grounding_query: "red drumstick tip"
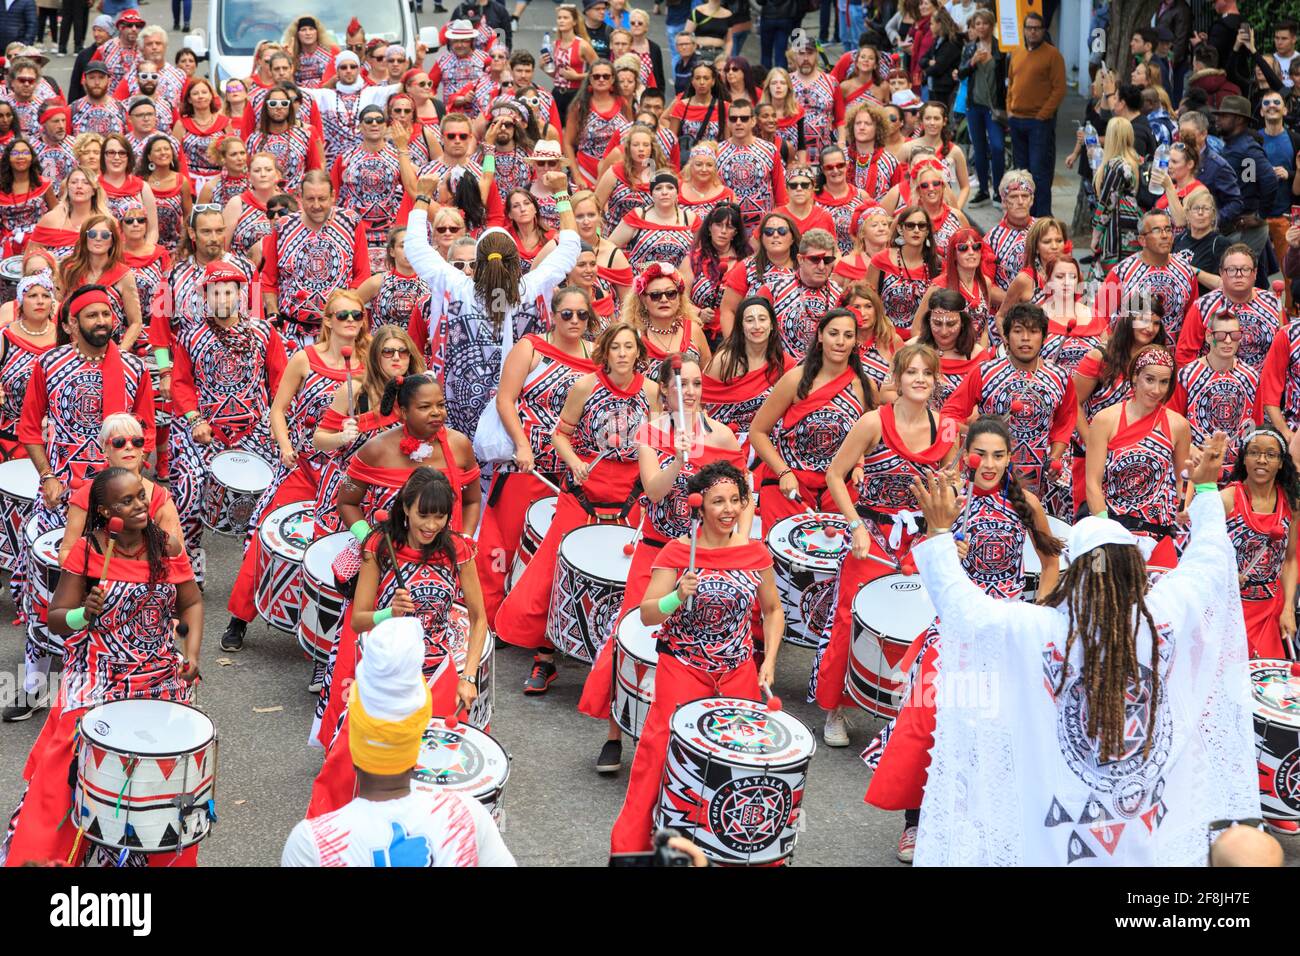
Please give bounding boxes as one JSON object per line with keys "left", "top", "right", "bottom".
{"left": 622, "top": 542, "right": 635, "bottom": 555}
{"left": 965, "top": 453, "right": 981, "bottom": 470}
{"left": 341, "top": 346, "right": 353, "bottom": 361}
{"left": 687, "top": 493, "right": 703, "bottom": 507}
{"left": 669, "top": 353, "right": 683, "bottom": 370}
{"left": 822, "top": 526, "right": 841, "bottom": 538}
{"left": 1273, "top": 279, "right": 1285, "bottom": 295}
{"left": 106, "top": 516, "right": 124, "bottom": 534}
{"left": 1065, "top": 318, "right": 1078, "bottom": 333}
{"left": 1009, "top": 399, "right": 1026, "bottom": 414}
{"left": 765, "top": 692, "right": 783, "bottom": 712}
{"left": 374, "top": 509, "right": 390, "bottom": 524}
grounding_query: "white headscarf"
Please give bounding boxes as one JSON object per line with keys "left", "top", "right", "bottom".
{"left": 355, "top": 617, "right": 427, "bottom": 721}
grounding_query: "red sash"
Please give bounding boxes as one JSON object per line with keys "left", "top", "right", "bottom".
{"left": 654, "top": 538, "right": 772, "bottom": 572}
{"left": 63, "top": 536, "right": 194, "bottom": 583}
{"left": 879, "top": 403, "right": 953, "bottom": 465}
{"left": 783, "top": 367, "right": 856, "bottom": 431}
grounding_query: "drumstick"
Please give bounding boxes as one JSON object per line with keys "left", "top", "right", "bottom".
{"left": 686, "top": 492, "right": 702, "bottom": 611}
{"left": 88, "top": 516, "right": 124, "bottom": 622}
{"left": 588, "top": 432, "right": 624, "bottom": 469}
{"left": 445, "top": 702, "right": 467, "bottom": 730}
{"left": 824, "top": 525, "right": 899, "bottom": 571}
{"left": 1240, "top": 526, "right": 1287, "bottom": 577}
{"left": 371, "top": 509, "right": 410, "bottom": 591}
{"left": 176, "top": 622, "right": 200, "bottom": 683}
{"left": 759, "top": 682, "right": 783, "bottom": 712}
{"left": 951, "top": 454, "right": 981, "bottom": 543}
{"left": 529, "top": 471, "right": 564, "bottom": 497}
{"left": 341, "top": 346, "right": 355, "bottom": 419}
{"left": 670, "top": 353, "right": 688, "bottom": 465}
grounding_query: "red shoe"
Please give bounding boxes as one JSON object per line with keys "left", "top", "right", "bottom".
{"left": 1266, "top": 819, "right": 1299, "bottom": 835}
{"left": 523, "top": 656, "right": 557, "bottom": 695}
{"left": 897, "top": 825, "right": 917, "bottom": 863}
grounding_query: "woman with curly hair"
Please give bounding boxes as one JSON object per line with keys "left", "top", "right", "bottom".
{"left": 688, "top": 201, "right": 746, "bottom": 342}
{"left": 844, "top": 101, "right": 900, "bottom": 201}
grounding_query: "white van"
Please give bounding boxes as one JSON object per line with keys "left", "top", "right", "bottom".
{"left": 185, "top": 0, "right": 438, "bottom": 88}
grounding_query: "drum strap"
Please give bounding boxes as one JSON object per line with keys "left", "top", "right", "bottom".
{"left": 567, "top": 479, "right": 643, "bottom": 521}
{"left": 855, "top": 503, "right": 929, "bottom": 535}
{"left": 1112, "top": 513, "right": 1177, "bottom": 540}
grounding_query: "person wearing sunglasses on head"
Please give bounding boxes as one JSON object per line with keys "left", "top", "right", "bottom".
{"left": 715, "top": 98, "right": 787, "bottom": 235}
{"left": 331, "top": 105, "right": 405, "bottom": 272}
{"left": 245, "top": 82, "right": 323, "bottom": 194}
{"left": 242, "top": 49, "right": 323, "bottom": 140}
{"left": 59, "top": 213, "right": 144, "bottom": 350}
{"left": 1178, "top": 243, "right": 1283, "bottom": 372}
{"left": 912, "top": 226, "right": 1000, "bottom": 348}
{"left": 1093, "top": 209, "right": 1199, "bottom": 343}
{"left": 563, "top": 58, "right": 634, "bottom": 190}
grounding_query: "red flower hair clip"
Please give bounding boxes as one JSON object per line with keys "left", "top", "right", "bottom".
{"left": 633, "top": 262, "right": 685, "bottom": 297}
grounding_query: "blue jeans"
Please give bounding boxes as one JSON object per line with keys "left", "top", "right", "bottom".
{"left": 1008, "top": 115, "right": 1055, "bottom": 217}
{"left": 967, "top": 104, "right": 1004, "bottom": 199}
{"left": 100, "top": 0, "right": 138, "bottom": 15}
{"left": 844, "top": 2, "right": 866, "bottom": 46}
{"left": 666, "top": 21, "right": 686, "bottom": 71}
{"left": 172, "top": 0, "right": 192, "bottom": 25}
{"left": 731, "top": 29, "right": 751, "bottom": 57}
{"left": 760, "top": 17, "right": 793, "bottom": 68}
{"left": 819, "top": 0, "right": 837, "bottom": 41}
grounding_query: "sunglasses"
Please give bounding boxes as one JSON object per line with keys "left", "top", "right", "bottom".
{"left": 138, "top": 72, "right": 160, "bottom": 81}
{"left": 647, "top": 288, "right": 680, "bottom": 301}
{"left": 390, "top": 107, "right": 413, "bottom": 115}
{"left": 762, "top": 226, "right": 790, "bottom": 237}
{"left": 445, "top": 131, "right": 470, "bottom": 141}
{"left": 822, "top": 162, "right": 847, "bottom": 172}
{"left": 435, "top": 225, "right": 462, "bottom": 235}
{"left": 591, "top": 73, "right": 614, "bottom": 80}
{"left": 802, "top": 253, "right": 834, "bottom": 265}
{"left": 381, "top": 345, "right": 411, "bottom": 358}
{"left": 266, "top": 99, "right": 291, "bottom": 108}
{"left": 787, "top": 180, "right": 812, "bottom": 190}
{"left": 121, "top": 216, "right": 147, "bottom": 225}
{"left": 414, "top": 80, "right": 433, "bottom": 88}
{"left": 1223, "top": 266, "right": 1255, "bottom": 276}
{"left": 557, "top": 308, "right": 592, "bottom": 322}
{"left": 451, "top": 259, "right": 475, "bottom": 270}
{"left": 266, "top": 207, "right": 289, "bottom": 219}
{"left": 731, "top": 114, "right": 754, "bottom": 123}
{"left": 534, "top": 159, "right": 559, "bottom": 168}
{"left": 110, "top": 436, "right": 147, "bottom": 449}
{"left": 955, "top": 241, "right": 983, "bottom": 253}
{"left": 1210, "top": 330, "right": 1243, "bottom": 342}
{"left": 917, "top": 181, "right": 944, "bottom": 190}
{"left": 104, "top": 148, "right": 128, "bottom": 157}
{"left": 86, "top": 229, "right": 113, "bottom": 240}
{"left": 333, "top": 310, "right": 364, "bottom": 321}
{"left": 901, "top": 220, "right": 929, "bottom": 231}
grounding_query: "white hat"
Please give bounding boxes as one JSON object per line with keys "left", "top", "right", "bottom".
{"left": 334, "top": 50, "right": 360, "bottom": 68}
{"left": 1068, "top": 515, "right": 1137, "bottom": 561}
{"left": 355, "top": 617, "right": 428, "bottom": 721}
{"left": 891, "top": 89, "right": 923, "bottom": 111}
{"left": 526, "top": 139, "right": 563, "bottom": 161}
{"left": 445, "top": 19, "right": 478, "bottom": 41}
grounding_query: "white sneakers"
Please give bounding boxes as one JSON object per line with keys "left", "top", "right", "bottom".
{"left": 823, "top": 708, "right": 850, "bottom": 747}
{"left": 897, "top": 826, "right": 917, "bottom": 863}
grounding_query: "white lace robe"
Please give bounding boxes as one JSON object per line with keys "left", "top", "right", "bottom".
{"left": 910, "top": 490, "right": 1259, "bottom": 866}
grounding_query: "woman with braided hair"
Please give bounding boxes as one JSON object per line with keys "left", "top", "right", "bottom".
{"left": 2, "top": 467, "right": 203, "bottom": 867}
{"left": 904, "top": 430, "right": 1258, "bottom": 865}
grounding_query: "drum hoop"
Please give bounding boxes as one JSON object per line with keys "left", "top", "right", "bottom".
{"left": 558, "top": 526, "right": 634, "bottom": 583}
{"left": 78, "top": 700, "right": 217, "bottom": 759}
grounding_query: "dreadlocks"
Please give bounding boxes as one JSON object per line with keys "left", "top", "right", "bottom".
{"left": 85, "top": 467, "right": 171, "bottom": 586}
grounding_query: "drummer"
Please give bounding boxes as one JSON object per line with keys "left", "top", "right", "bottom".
{"left": 1, "top": 467, "right": 202, "bottom": 867}
{"left": 477, "top": 287, "right": 598, "bottom": 625}
{"left": 167, "top": 262, "right": 287, "bottom": 587}
{"left": 0, "top": 248, "right": 59, "bottom": 328}
{"left": 812, "top": 342, "right": 957, "bottom": 749}
{"left": 749, "top": 309, "right": 877, "bottom": 527}
{"left": 701, "top": 295, "right": 792, "bottom": 443}
{"left": 59, "top": 414, "right": 183, "bottom": 564}
{"left": 283, "top": 617, "right": 515, "bottom": 867}
{"left": 0, "top": 273, "right": 57, "bottom": 461}
{"left": 11, "top": 285, "right": 155, "bottom": 722}
{"left": 1222, "top": 426, "right": 1299, "bottom": 661}
{"left": 220, "top": 290, "right": 369, "bottom": 654}
{"left": 578, "top": 352, "right": 749, "bottom": 775}
{"left": 609, "top": 460, "right": 783, "bottom": 854}
{"left": 495, "top": 322, "right": 657, "bottom": 695}
{"left": 310, "top": 468, "right": 488, "bottom": 816}
{"left": 863, "top": 416, "right": 1062, "bottom": 863}
{"left": 311, "top": 324, "right": 424, "bottom": 536}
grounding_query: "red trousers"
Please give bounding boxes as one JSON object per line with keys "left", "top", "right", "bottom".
{"left": 494, "top": 473, "right": 640, "bottom": 651}
{"left": 577, "top": 536, "right": 663, "bottom": 720}
{"left": 1244, "top": 592, "right": 1288, "bottom": 660}
{"left": 307, "top": 662, "right": 459, "bottom": 818}
{"left": 757, "top": 480, "right": 834, "bottom": 526}
{"left": 5, "top": 702, "right": 198, "bottom": 867}
{"left": 609, "top": 652, "right": 760, "bottom": 853}
{"left": 475, "top": 471, "right": 555, "bottom": 625}
{"left": 864, "top": 640, "right": 938, "bottom": 811}
{"left": 227, "top": 465, "right": 318, "bottom": 622}
{"left": 814, "top": 547, "right": 896, "bottom": 710}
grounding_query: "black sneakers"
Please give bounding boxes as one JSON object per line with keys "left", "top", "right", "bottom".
{"left": 523, "top": 656, "right": 557, "bottom": 695}
{"left": 596, "top": 738, "right": 622, "bottom": 774}
{"left": 220, "top": 617, "right": 247, "bottom": 652}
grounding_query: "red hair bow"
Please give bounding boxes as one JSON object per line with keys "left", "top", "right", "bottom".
{"left": 633, "top": 262, "right": 685, "bottom": 297}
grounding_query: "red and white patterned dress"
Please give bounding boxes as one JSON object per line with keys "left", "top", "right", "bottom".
{"left": 245, "top": 126, "right": 318, "bottom": 193}
{"left": 815, "top": 185, "right": 874, "bottom": 255}
{"left": 1103, "top": 403, "right": 1180, "bottom": 536}
{"left": 262, "top": 209, "right": 369, "bottom": 348}
{"left": 428, "top": 49, "right": 494, "bottom": 103}
{"left": 716, "top": 138, "right": 783, "bottom": 229}
{"left": 331, "top": 144, "right": 403, "bottom": 269}
{"left": 1168, "top": 358, "right": 1260, "bottom": 474}
{"left": 983, "top": 216, "right": 1033, "bottom": 291}
{"left": 870, "top": 248, "right": 933, "bottom": 339}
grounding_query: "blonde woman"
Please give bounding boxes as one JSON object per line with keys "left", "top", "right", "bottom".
{"left": 431, "top": 206, "right": 468, "bottom": 259}
{"left": 1089, "top": 116, "right": 1141, "bottom": 285}
{"left": 573, "top": 187, "right": 634, "bottom": 302}
{"left": 283, "top": 15, "right": 339, "bottom": 89}
{"left": 28, "top": 167, "right": 107, "bottom": 261}
{"left": 833, "top": 204, "right": 893, "bottom": 283}
{"left": 760, "top": 67, "right": 808, "bottom": 166}
{"left": 678, "top": 141, "right": 736, "bottom": 219}
{"left": 623, "top": 261, "right": 712, "bottom": 374}
{"left": 71, "top": 133, "right": 103, "bottom": 173}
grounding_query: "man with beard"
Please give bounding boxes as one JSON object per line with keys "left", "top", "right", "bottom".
{"left": 119, "top": 59, "right": 174, "bottom": 131}
{"left": 398, "top": 111, "right": 506, "bottom": 228}
{"left": 427, "top": 21, "right": 492, "bottom": 104}
{"left": 757, "top": 229, "right": 842, "bottom": 360}
{"left": 1178, "top": 243, "right": 1282, "bottom": 371}
{"left": 8, "top": 286, "right": 154, "bottom": 720}
{"left": 332, "top": 105, "right": 404, "bottom": 271}
{"left": 303, "top": 52, "right": 394, "bottom": 169}
{"left": 262, "top": 171, "right": 370, "bottom": 350}
{"left": 941, "top": 302, "right": 1078, "bottom": 517}
{"left": 1169, "top": 310, "right": 1259, "bottom": 477}
{"left": 242, "top": 50, "right": 322, "bottom": 139}
{"left": 475, "top": 98, "right": 534, "bottom": 200}
{"left": 168, "top": 262, "right": 286, "bottom": 585}
{"left": 69, "top": 57, "right": 125, "bottom": 135}
{"left": 97, "top": 7, "right": 141, "bottom": 89}
{"left": 32, "top": 98, "right": 76, "bottom": 193}
{"left": 787, "top": 31, "right": 842, "bottom": 166}
{"left": 112, "top": 25, "right": 185, "bottom": 107}
{"left": 716, "top": 99, "right": 787, "bottom": 230}
{"left": 1094, "top": 210, "right": 1199, "bottom": 340}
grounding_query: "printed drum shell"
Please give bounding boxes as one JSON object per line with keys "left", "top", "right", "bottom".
{"left": 1250, "top": 658, "right": 1300, "bottom": 821}
{"left": 508, "top": 495, "right": 557, "bottom": 590}
{"left": 846, "top": 574, "right": 936, "bottom": 719}
{"left": 612, "top": 612, "right": 659, "bottom": 740}
{"left": 298, "top": 532, "right": 351, "bottom": 663}
{"left": 201, "top": 450, "right": 273, "bottom": 536}
{"left": 253, "top": 501, "right": 314, "bottom": 634}
{"left": 545, "top": 523, "right": 636, "bottom": 663}
{"left": 0, "top": 457, "right": 37, "bottom": 574}
{"left": 28, "top": 522, "right": 65, "bottom": 655}
{"left": 411, "top": 716, "right": 512, "bottom": 825}
{"left": 767, "top": 512, "right": 849, "bottom": 648}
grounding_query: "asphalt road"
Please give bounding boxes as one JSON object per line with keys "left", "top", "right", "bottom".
{"left": 8, "top": 3, "right": 1295, "bottom": 870}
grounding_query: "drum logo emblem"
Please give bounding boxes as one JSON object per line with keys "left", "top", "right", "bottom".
{"left": 708, "top": 776, "right": 792, "bottom": 852}
{"left": 93, "top": 720, "right": 110, "bottom": 736}
{"left": 699, "top": 707, "right": 790, "bottom": 754}
{"left": 890, "top": 581, "right": 921, "bottom": 592}
{"left": 1278, "top": 751, "right": 1300, "bottom": 814}
{"left": 414, "top": 727, "right": 484, "bottom": 786}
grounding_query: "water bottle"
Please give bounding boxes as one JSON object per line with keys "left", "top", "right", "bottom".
{"left": 1149, "top": 144, "right": 1169, "bottom": 196}
{"left": 541, "top": 32, "right": 555, "bottom": 76}
{"left": 1084, "top": 122, "right": 1103, "bottom": 171}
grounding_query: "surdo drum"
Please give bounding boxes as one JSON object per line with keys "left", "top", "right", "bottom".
{"left": 508, "top": 495, "right": 557, "bottom": 590}
{"left": 546, "top": 523, "right": 636, "bottom": 663}
{"left": 847, "top": 574, "right": 937, "bottom": 719}
{"left": 767, "top": 513, "right": 849, "bottom": 648}
{"left": 253, "top": 502, "right": 314, "bottom": 634}
{"left": 0, "top": 256, "right": 22, "bottom": 304}
{"left": 656, "top": 697, "right": 816, "bottom": 865}
{"left": 1022, "top": 515, "right": 1072, "bottom": 601}
{"left": 298, "top": 532, "right": 351, "bottom": 663}
{"left": 1250, "top": 658, "right": 1300, "bottom": 821}
{"left": 73, "top": 699, "right": 218, "bottom": 853}
{"left": 201, "top": 450, "right": 273, "bottom": 537}
{"left": 0, "top": 457, "right": 37, "bottom": 574}
{"left": 411, "top": 716, "right": 511, "bottom": 825}
{"left": 612, "top": 612, "right": 659, "bottom": 740}
{"left": 27, "top": 518, "right": 65, "bottom": 655}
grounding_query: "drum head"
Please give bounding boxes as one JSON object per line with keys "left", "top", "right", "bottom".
{"left": 33, "top": 528, "right": 63, "bottom": 569}
{"left": 616, "top": 611, "right": 659, "bottom": 664}
{"left": 412, "top": 718, "right": 510, "bottom": 801}
{"left": 0, "top": 458, "right": 38, "bottom": 500}
{"left": 0, "top": 256, "right": 23, "bottom": 281}
{"left": 854, "top": 574, "right": 936, "bottom": 637}
{"left": 525, "top": 496, "right": 557, "bottom": 535}
{"left": 303, "top": 532, "right": 351, "bottom": 582}
{"left": 80, "top": 700, "right": 215, "bottom": 756}
{"left": 557, "top": 524, "right": 636, "bottom": 582}
{"left": 448, "top": 602, "right": 494, "bottom": 664}
{"left": 1023, "top": 515, "right": 1072, "bottom": 574}
{"left": 670, "top": 697, "right": 816, "bottom": 768}
{"left": 208, "top": 450, "right": 274, "bottom": 493}
{"left": 260, "top": 501, "right": 315, "bottom": 558}
{"left": 767, "top": 513, "right": 848, "bottom": 572}
{"left": 1250, "top": 659, "right": 1300, "bottom": 726}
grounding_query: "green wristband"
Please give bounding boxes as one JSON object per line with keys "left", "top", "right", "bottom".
{"left": 185, "top": 410, "right": 199, "bottom": 422}
{"left": 554, "top": 200, "right": 572, "bottom": 213}
{"left": 1096, "top": 509, "right": 1108, "bottom": 519}
{"left": 1194, "top": 482, "right": 1218, "bottom": 494}
{"left": 372, "top": 607, "right": 394, "bottom": 625}
{"left": 481, "top": 153, "right": 496, "bottom": 173}
{"left": 66, "top": 606, "right": 88, "bottom": 629}
{"left": 658, "top": 590, "right": 683, "bottom": 615}
{"left": 153, "top": 348, "right": 172, "bottom": 371}
{"left": 349, "top": 519, "right": 372, "bottom": 542}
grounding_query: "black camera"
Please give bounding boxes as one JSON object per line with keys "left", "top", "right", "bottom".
{"left": 608, "top": 828, "right": 700, "bottom": 867}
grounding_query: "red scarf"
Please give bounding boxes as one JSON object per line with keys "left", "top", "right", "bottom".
{"left": 879, "top": 403, "right": 953, "bottom": 465}
{"left": 654, "top": 538, "right": 773, "bottom": 572}
{"left": 526, "top": 333, "right": 596, "bottom": 373}
{"left": 99, "top": 174, "right": 146, "bottom": 199}
{"left": 1230, "top": 481, "right": 1292, "bottom": 539}
{"left": 702, "top": 358, "right": 791, "bottom": 406}
{"left": 65, "top": 536, "right": 195, "bottom": 583}
{"left": 596, "top": 368, "right": 644, "bottom": 398}
{"left": 784, "top": 367, "right": 856, "bottom": 431}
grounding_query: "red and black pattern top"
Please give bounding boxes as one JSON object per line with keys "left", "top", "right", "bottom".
{"left": 1168, "top": 358, "right": 1260, "bottom": 474}
{"left": 246, "top": 126, "right": 320, "bottom": 193}
{"left": 653, "top": 539, "right": 773, "bottom": 673}
{"left": 370, "top": 270, "right": 425, "bottom": 330}
{"left": 0, "top": 178, "right": 51, "bottom": 247}
{"left": 573, "top": 370, "right": 651, "bottom": 464}
{"left": 262, "top": 209, "right": 370, "bottom": 334}
{"left": 168, "top": 318, "right": 287, "bottom": 447}
{"left": 70, "top": 96, "right": 126, "bottom": 136}
{"left": 871, "top": 248, "right": 933, "bottom": 339}
{"left": 1094, "top": 251, "right": 1198, "bottom": 339}
{"left": 230, "top": 190, "right": 271, "bottom": 256}
{"left": 1226, "top": 481, "right": 1292, "bottom": 604}
{"left": 209, "top": 172, "right": 249, "bottom": 208}
{"left": 1038, "top": 311, "right": 1107, "bottom": 375}
{"left": 289, "top": 349, "right": 363, "bottom": 475}
{"left": 1103, "top": 403, "right": 1179, "bottom": 532}
{"left": 851, "top": 147, "right": 898, "bottom": 200}
{"left": 638, "top": 422, "right": 749, "bottom": 541}
{"left": 759, "top": 272, "right": 842, "bottom": 362}
{"left": 602, "top": 168, "right": 650, "bottom": 234}
{"left": 59, "top": 540, "right": 195, "bottom": 710}
{"left": 679, "top": 185, "right": 736, "bottom": 221}
{"left": 506, "top": 333, "right": 596, "bottom": 475}
{"left": 815, "top": 186, "right": 874, "bottom": 255}
{"left": 311, "top": 403, "right": 399, "bottom": 534}
{"left": 369, "top": 534, "right": 476, "bottom": 674}
{"left": 702, "top": 360, "right": 790, "bottom": 437}
{"left": 983, "top": 217, "right": 1033, "bottom": 291}
{"left": 789, "top": 70, "right": 840, "bottom": 162}
{"left": 99, "top": 37, "right": 140, "bottom": 88}
{"left": 176, "top": 115, "right": 231, "bottom": 176}
{"left": 1260, "top": 320, "right": 1300, "bottom": 431}
{"left": 858, "top": 403, "right": 954, "bottom": 517}
{"left": 332, "top": 144, "right": 403, "bottom": 243}
{"left": 1177, "top": 288, "right": 1283, "bottom": 371}
{"left": 428, "top": 49, "right": 494, "bottom": 102}
{"left": 150, "top": 180, "right": 185, "bottom": 254}
{"left": 0, "top": 327, "right": 54, "bottom": 438}
{"left": 295, "top": 45, "right": 337, "bottom": 88}
{"left": 575, "top": 101, "right": 631, "bottom": 184}
{"left": 551, "top": 38, "right": 585, "bottom": 94}
{"left": 774, "top": 367, "right": 866, "bottom": 478}
{"left": 952, "top": 487, "right": 1028, "bottom": 601}
{"left": 716, "top": 138, "right": 784, "bottom": 228}
{"left": 624, "top": 211, "right": 694, "bottom": 270}
{"left": 124, "top": 247, "right": 170, "bottom": 354}
{"left": 100, "top": 174, "right": 148, "bottom": 225}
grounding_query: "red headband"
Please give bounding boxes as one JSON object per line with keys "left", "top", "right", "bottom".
{"left": 911, "top": 157, "right": 947, "bottom": 179}
{"left": 633, "top": 262, "right": 686, "bottom": 297}
{"left": 39, "top": 100, "right": 71, "bottom": 127}
{"left": 401, "top": 68, "right": 424, "bottom": 87}
{"left": 1134, "top": 347, "right": 1174, "bottom": 373}
{"left": 67, "top": 288, "right": 112, "bottom": 316}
